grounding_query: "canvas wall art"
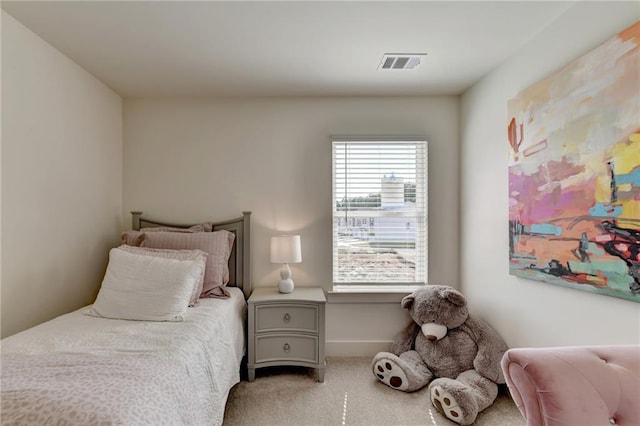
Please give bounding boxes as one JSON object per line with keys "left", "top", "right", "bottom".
{"left": 508, "top": 21, "right": 640, "bottom": 302}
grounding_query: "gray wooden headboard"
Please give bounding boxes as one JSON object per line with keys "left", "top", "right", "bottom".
{"left": 130, "top": 211, "right": 252, "bottom": 298}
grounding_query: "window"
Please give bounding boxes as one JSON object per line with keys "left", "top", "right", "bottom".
{"left": 332, "top": 138, "right": 428, "bottom": 289}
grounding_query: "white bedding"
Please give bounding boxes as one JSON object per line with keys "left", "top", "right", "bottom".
{"left": 1, "top": 287, "right": 246, "bottom": 425}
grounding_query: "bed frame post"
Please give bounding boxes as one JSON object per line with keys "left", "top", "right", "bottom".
{"left": 242, "top": 211, "right": 252, "bottom": 298}
{"left": 131, "top": 211, "right": 143, "bottom": 231}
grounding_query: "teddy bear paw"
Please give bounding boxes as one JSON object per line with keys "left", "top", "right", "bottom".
{"left": 430, "top": 384, "right": 468, "bottom": 425}
{"left": 372, "top": 358, "right": 409, "bottom": 391}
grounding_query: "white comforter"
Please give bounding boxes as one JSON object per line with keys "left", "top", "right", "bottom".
{"left": 1, "top": 288, "right": 246, "bottom": 426}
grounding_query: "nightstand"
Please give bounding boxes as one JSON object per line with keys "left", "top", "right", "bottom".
{"left": 247, "top": 287, "right": 326, "bottom": 382}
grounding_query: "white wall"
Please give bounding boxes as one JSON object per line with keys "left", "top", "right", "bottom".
{"left": 124, "top": 96, "right": 459, "bottom": 354}
{"left": 460, "top": 2, "right": 640, "bottom": 347}
{"left": 1, "top": 12, "right": 123, "bottom": 338}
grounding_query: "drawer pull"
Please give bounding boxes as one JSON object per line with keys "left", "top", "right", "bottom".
{"left": 283, "top": 343, "right": 290, "bottom": 353}
{"left": 283, "top": 313, "right": 291, "bottom": 323}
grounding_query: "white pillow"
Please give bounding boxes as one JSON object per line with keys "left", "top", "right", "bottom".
{"left": 116, "top": 245, "right": 208, "bottom": 307}
{"left": 88, "top": 246, "right": 207, "bottom": 321}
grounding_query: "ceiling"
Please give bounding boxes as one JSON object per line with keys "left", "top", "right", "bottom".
{"left": 1, "top": 1, "right": 575, "bottom": 98}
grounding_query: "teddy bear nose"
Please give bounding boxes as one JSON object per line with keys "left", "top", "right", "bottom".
{"left": 427, "top": 335, "right": 437, "bottom": 341}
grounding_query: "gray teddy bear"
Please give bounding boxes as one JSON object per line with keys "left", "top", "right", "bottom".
{"left": 372, "top": 285, "right": 508, "bottom": 425}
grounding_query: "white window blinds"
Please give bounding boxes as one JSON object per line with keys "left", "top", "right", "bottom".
{"left": 332, "top": 139, "right": 428, "bottom": 286}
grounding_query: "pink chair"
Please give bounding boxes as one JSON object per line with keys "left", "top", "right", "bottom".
{"left": 501, "top": 345, "right": 640, "bottom": 426}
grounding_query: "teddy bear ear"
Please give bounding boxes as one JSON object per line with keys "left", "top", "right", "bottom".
{"left": 401, "top": 294, "right": 415, "bottom": 309}
{"left": 442, "top": 288, "right": 467, "bottom": 307}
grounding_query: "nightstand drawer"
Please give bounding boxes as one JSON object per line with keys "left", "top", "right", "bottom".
{"left": 255, "top": 334, "right": 319, "bottom": 364}
{"left": 255, "top": 304, "right": 318, "bottom": 333}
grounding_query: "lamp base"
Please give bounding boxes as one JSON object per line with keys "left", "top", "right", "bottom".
{"left": 277, "top": 263, "right": 294, "bottom": 293}
{"left": 278, "top": 278, "right": 294, "bottom": 294}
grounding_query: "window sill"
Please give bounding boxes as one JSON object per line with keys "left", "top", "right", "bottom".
{"left": 327, "top": 284, "right": 422, "bottom": 304}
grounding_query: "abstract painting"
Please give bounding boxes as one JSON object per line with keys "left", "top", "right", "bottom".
{"left": 508, "top": 21, "right": 640, "bottom": 302}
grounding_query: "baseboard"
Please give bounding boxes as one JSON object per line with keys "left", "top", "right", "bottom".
{"left": 326, "top": 340, "right": 392, "bottom": 357}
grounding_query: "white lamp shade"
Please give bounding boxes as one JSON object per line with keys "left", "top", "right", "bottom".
{"left": 270, "top": 235, "right": 302, "bottom": 264}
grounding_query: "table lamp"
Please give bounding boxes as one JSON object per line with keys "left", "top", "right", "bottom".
{"left": 270, "top": 235, "right": 302, "bottom": 293}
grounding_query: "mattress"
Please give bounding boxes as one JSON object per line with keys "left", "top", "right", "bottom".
{"left": 1, "top": 287, "right": 247, "bottom": 425}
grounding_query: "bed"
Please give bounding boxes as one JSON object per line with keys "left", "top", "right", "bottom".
{"left": 1, "top": 211, "right": 252, "bottom": 426}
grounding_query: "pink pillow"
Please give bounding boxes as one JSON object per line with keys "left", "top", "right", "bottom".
{"left": 121, "top": 230, "right": 145, "bottom": 246}
{"left": 121, "top": 223, "right": 213, "bottom": 246}
{"left": 117, "top": 245, "right": 208, "bottom": 306}
{"left": 141, "top": 231, "right": 235, "bottom": 298}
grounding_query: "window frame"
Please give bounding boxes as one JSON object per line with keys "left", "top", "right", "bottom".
{"left": 331, "top": 136, "right": 428, "bottom": 293}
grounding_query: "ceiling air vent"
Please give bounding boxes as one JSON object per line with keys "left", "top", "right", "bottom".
{"left": 378, "top": 53, "right": 427, "bottom": 70}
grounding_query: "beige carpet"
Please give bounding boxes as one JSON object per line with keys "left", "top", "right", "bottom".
{"left": 223, "top": 357, "right": 525, "bottom": 426}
